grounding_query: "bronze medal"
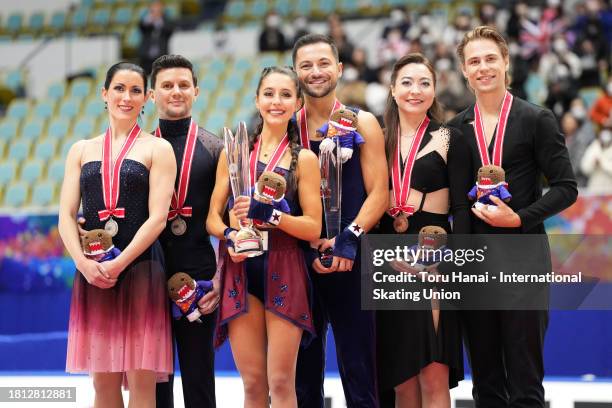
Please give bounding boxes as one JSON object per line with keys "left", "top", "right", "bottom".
{"left": 104, "top": 218, "right": 119, "bottom": 237}
{"left": 171, "top": 217, "right": 187, "bottom": 236}
{"left": 390, "top": 117, "right": 429, "bottom": 235}
{"left": 393, "top": 213, "right": 409, "bottom": 233}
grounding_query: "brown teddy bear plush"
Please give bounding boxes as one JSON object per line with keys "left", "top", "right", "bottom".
{"left": 407, "top": 225, "right": 451, "bottom": 270}
{"left": 249, "top": 171, "right": 290, "bottom": 229}
{"left": 468, "top": 164, "right": 512, "bottom": 211}
{"left": 81, "top": 229, "right": 121, "bottom": 262}
{"left": 418, "top": 225, "right": 448, "bottom": 251}
{"left": 254, "top": 171, "right": 286, "bottom": 204}
{"left": 389, "top": 225, "right": 450, "bottom": 274}
{"left": 317, "top": 108, "right": 364, "bottom": 163}
{"left": 167, "top": 272, "right": 213, "bottom": 323}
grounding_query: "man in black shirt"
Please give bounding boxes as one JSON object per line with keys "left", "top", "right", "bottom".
{"left": 449, "top": 27, "right": 577, "bottom": 407}
{"left": 150, "top": 54, "right": 222, "bottom": 408}
{"left": 138, "top": 1, "right": 174, "bottom": 75}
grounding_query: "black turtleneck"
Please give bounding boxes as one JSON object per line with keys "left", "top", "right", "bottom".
{"left": 156, "top": 117, "right": 224, "bottom": 280}
{"left": 158, "top": 116, "right": 191, "bottom": 139}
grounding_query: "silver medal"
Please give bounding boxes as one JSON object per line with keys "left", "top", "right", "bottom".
{"left": 171, "top": 217, "right": 187, "bottom": 236}
{"left": 104, "top": 218, "right": 119, "bottom": 237}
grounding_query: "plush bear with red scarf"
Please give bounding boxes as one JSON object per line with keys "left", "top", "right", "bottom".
{"left": 81, "top": 229, "right": 121, "bottom": 262}
{"left": 468, "top": 164, "right": 512, "bottom": 211}
{"left": 167, "top": 272, "right": 214, "bottom": 323}
{"left": 317, "top": 108, "right": 365, "bottom": 163}
{"left": 248, "top": 171, "right": 290, "bottom": 227}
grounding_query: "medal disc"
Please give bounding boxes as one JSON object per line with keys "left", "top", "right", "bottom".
{"left": 171, "top": 217, "right": 187, "bottom": 236}
{"left": 393, "top": 213, "right": 409, "bottom": 233}
{"left": 105, "top": 218, "right": 119, "bottom": 237}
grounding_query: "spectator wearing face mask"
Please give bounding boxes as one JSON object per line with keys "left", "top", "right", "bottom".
{"left": 364, "top": 62, "right": 393, "bottom": 121}
{"left": 539, "top": 35, "right": 582, "bottom": 83}
{"left": 378, "top": 27, "right": 410, "bottom": 65}
{"left": 572, "top": 0, "right": 611, "bottom": 64}
{"left": 435, "top": 58, "right": 474, "bottom": 114}
{"left": 328, "top": 13, "right": 355, "bottom": 64}
{"left": 337, "top": 50, "right": 370, "bottom": 110}
{"left": 479, "top": 2, "right": 498, "bottom": 26}
{"left": 337, "top": 65, "right": 367, "bottom": 111}
{"left": 259, "top": 11, "right": 288, "bottom": 52}
{"left": 138, "top": 1, "right": 174, "bottom": 74}
{"left": 382, "top": 7, "right": 411, "bottom": 39}
{"left": 442, "top": 11, "right": 474, "bottom": 47}
{"left": 506, "top": 1, "right": 528, "bottom": 40}
{"left": 508, "top": 41, "right": 529, "bottom": 101}
{"left": 576, "top": 38, "right": 602, "bottom": 88}
{"left": 292, "top": 15, "right": 310, "bottom": 45}
{"left": 561, "top": 110, "right": 596, "bottom": 186}
{"left": 581, "top": 128, "right": 612, "bottom": 192}
{"left": 590, "top": 78, "right": 612, "bottom": 128}
{"left": 347, "top": 48, "right": 377, "bottom": 83}
{"left": 544, "top": 65, "right": 579, "bottom": 117}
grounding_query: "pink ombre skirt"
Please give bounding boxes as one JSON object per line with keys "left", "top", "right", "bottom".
{"left": 66, "top": 245, "right": 172, "bottom": 381}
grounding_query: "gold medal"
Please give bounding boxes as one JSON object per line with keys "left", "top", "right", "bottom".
{"left": 393, "top": 213, "right": 409, "bottom": 233}
{"left": 104, "top": 218, "right": 119, "bottom": 237}
{"left": 171, "top": 217, "right": 187, "bottom": 236}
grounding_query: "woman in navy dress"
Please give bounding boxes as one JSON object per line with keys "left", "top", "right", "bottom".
{"left": 207, "top": 66, "right": 322, "bottom": 407}
{"left": 59, "top": 62, "right": 176, "bottom": 407}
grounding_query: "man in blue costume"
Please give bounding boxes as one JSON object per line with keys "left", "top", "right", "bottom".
{"left": 292, "top": 34, "right": 388, "bottom": 408}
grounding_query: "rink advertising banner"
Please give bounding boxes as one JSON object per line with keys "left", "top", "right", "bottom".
{"left": 0, "top": 214, "right": 74, "bottom": 293}
{"left": 361, "top": 234, "right": 612, "bottom": 310}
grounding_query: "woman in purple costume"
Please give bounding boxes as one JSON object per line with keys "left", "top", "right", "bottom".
{"left": 207, "top": 66, "right": 322, "bottom": 407}
{"left": 58, "top": 62, "right": 176, "bottom": 407}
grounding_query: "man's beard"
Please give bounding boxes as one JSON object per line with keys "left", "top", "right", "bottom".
{"left": 300, "top": 78, "right": 337, "bottom": 98}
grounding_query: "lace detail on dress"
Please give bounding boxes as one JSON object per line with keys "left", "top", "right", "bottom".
{"left": 416, "top": 126, "right": 451, "bottom": 163}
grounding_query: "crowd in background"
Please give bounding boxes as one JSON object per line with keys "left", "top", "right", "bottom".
{"left": 257, "top": 0, "right": 612, "bottom": 190}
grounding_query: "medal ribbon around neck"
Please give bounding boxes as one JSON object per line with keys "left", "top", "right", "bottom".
{"left": 249, "top": 133, "right": 290, "bottom": 186}
{"left": 298, "top": 99, "right": 342, "bottom": 149}
{"left": 155, "top": 119, "right": 198, "bottom": 220}
{"left": 389, "top": 116, "right": 430, "bottom": 217}
{"left": 98, "top": 123, "right": 141, "bottom": 222}
{"left": 473, "top": 91, "right": 513, "bottom": 167}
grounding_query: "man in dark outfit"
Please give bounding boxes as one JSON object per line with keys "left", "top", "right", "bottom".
{"left": 449, "top": 26, "right": 578, "bottom": 407}
{"left": 291, "top": 34, "right": 389, "bottom": 408}
{"left": 138, "top": 1, "right": 174, "bottom": 75}
{"left": 150, "top": 54, "right": 223, "bottom": 408}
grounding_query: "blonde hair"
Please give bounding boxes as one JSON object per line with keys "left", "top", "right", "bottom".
{"left": 456, "top": 25, "right": 511, "bottom": 87}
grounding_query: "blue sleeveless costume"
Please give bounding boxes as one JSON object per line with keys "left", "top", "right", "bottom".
{"left": 295, "top": 108, "right": 378, "bottom": 408}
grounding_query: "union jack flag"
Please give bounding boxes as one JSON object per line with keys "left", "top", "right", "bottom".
{"left": 520, "top": 14, "right": 565, "bottom": 59}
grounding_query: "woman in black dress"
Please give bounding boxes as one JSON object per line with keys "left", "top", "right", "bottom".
{"left": 375, "top": 53, "right": 472, "bottom": 407}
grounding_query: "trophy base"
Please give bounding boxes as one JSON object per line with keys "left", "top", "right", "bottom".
{"left": 234, "top": 227, "right": 264, "bottom": 257}
{"left": 319, "top": 248, "right": 334, "bottom": 268}
{"left": 235, "top": 243, "right": 264, "bottom": 258}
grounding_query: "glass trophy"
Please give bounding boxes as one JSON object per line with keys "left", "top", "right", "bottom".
{"left": 223, "top": 121, "right": 264, "bottom": 257}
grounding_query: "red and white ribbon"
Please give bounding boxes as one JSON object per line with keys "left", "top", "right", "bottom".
{"left": 155, "top": 119, "right": 198, "bottom": 220}
{"left": 249, "top": 133, "right": 290, "bottom": 186}
{"left": 297, "top": 99, "right": 342, "bottom": 149}
{"left": 98, "top": 123, "right": 141, "bottom": 222}
{"left": 389, "top": 116, "right": 430, "bottom": 217}
{"left": 472, "top": 91, "right": 513, "bottom": 167}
